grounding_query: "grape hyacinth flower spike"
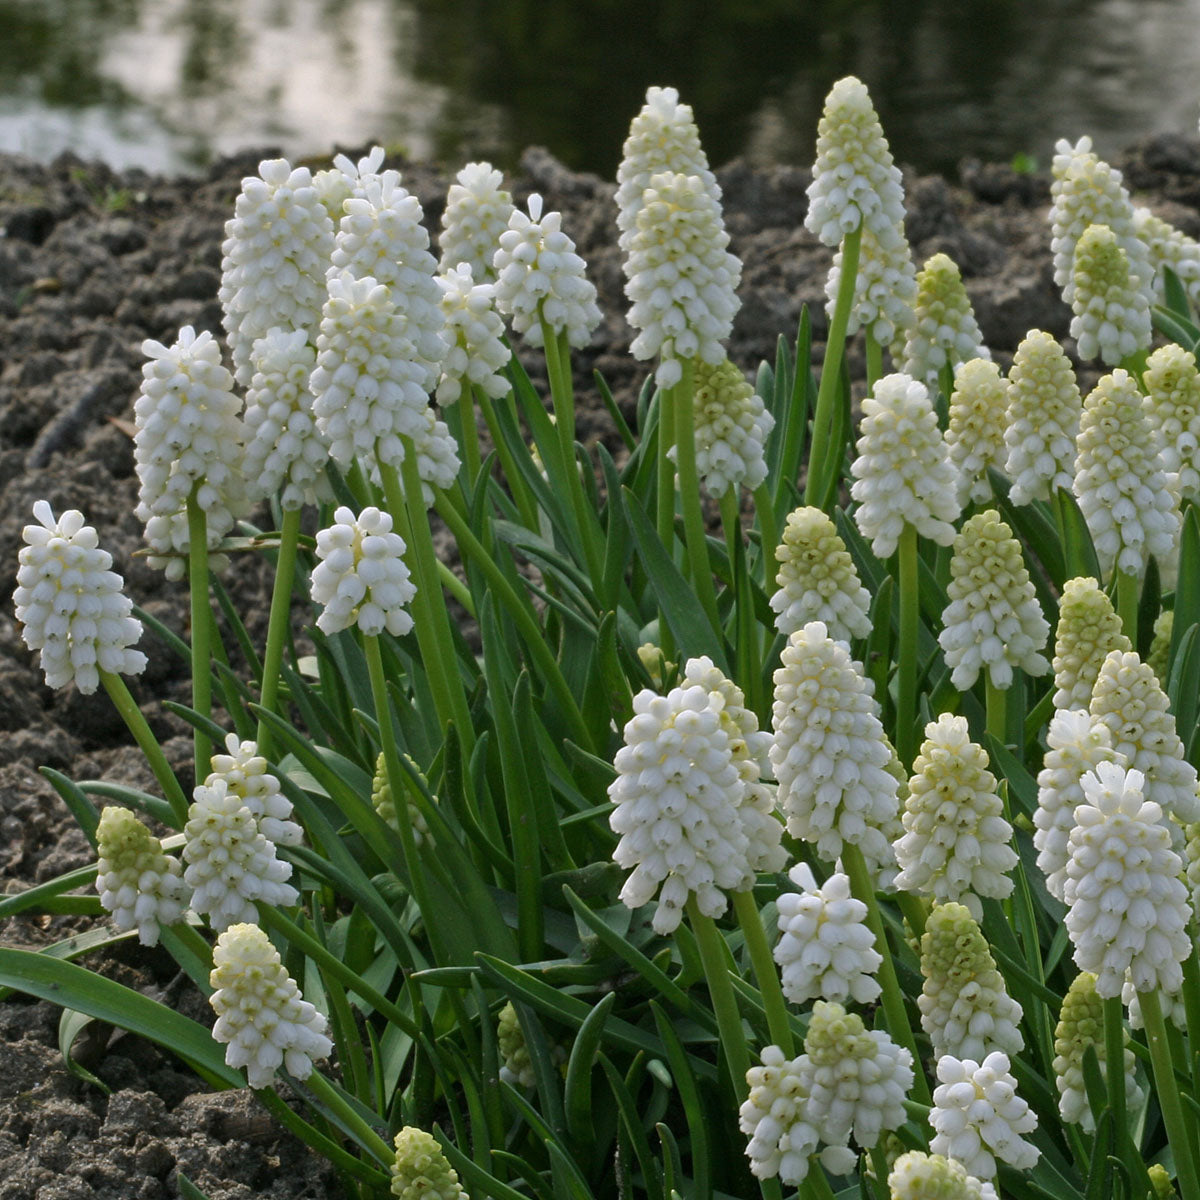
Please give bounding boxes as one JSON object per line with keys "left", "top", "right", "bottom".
{"left": 438, "top": 160, "right": 514, "bottom": 282}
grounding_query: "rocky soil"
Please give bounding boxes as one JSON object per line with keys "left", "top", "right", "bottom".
{"left": 2, "top": 130, "right": 1200, "bottom": 1199}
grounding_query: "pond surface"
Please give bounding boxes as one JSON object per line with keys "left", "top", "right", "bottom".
{"left": 2, "top": 0, "right": 1198, "bottom": 178}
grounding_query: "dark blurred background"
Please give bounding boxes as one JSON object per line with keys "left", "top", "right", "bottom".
{"left": 1, "top": 0, "right": 1197, "bottom": 177}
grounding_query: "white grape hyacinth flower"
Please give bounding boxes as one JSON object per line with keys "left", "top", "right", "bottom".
{"left": 1063, "top": 760, "right": 1192, "bottom": 998}
{"left": 929, "top": 1052, "right": 1039, "bottom": 1180}
{"left": 1068, "top": 223, "right": 1152, "bottom": 365}
{"left": 209, "top": 922, "right": 332, "bottom": 1088}
{"left": 888, "top": 1151, "right": 998, "bottom": 1200}
{"left": 95, "top": 806, "right": 188, "bottom": 947}
{"left": 1142, "top": 342, "right": 1200, "bottom": 503}
{"left": 616, "top": 86, "right": 720, "bottom": 254}
{"left": 624, "top": 170, "right": 743, "bottom": 389}
{"left": 493, "top": 194, "right": 601, "bottom": 349}
{"left": 311, "top": 144, "right": 384, "bottom": 221}
{"left": 901, "top": 254, "right": 990, "bottom": 392}
{"left": 824, "top": 221, "right": 918, "bottom": 351}
{"left": 1135, "top": 205, "right": 1200, "bottom": 309}
{"left": 182, "top": 778, "right": 299, "bottom": 931}
{"left": 945, "top": 358, "right": 1008, "bottom": 506}
{"left": 770, "top": 506, "right": 872, "bottom": 643}
{"left": 242, "top": 328, "right": 332, "bottom": 511}
{"left": 1051, "top": 576, "right": 1130, "bottom": 710}
{"left": 805, "top": 76, "right": 907, "bottom": 250}
{"left": 849, "top": 372, "right": 962, "bottom": 559}
{"left": 219, "top": 157, "right": 335, "bottom": 384}
{"left": 434, "top": 263, "right": 512, "bottom": 406}
{"left": 770, "top": 622, "right": 901, "bottom": 881}
{"left": 739, "top": 1045, "right": 818, "bottom": 1184}
{"left": 207, "top": 733, "right": 304, "bottom": 847}
{"left": 310, "top": 506, "right": 417, "bottom": 639}
{"left": 134, "top": 326, "right": 248, "bottom": 580}
{"left": 774, "top": 862, "right": 881, "bottom": 1006}
{"left": 439, "top": 161, "right": 515, "bottom": 281}
{"left": 608, "top": 678, "right": 753, "bottom": 934}
{"left": 13, "top": 501, "right": 147, "bottom": 694}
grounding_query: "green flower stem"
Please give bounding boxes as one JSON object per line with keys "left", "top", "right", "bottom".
{"left": 255, "top": 506, "right": 302, "bottom": 759}
{"left": 751, "top": 481, "right": 779, "bottom": 596}
{"left": 896, "top": 523, "right": 920, "bottom": 767}
{"left": 379, "top": 450, "right": 475, "bottom": 756}
{"left": 806, "top": 221, "right": 862, "bottom": 506}
{"left": 99, "top": 669, "right": 189, "bottom": 827}
{"left": 937, "top": 364, "right": 954, "bottom": 427}
{"left": 896, "top": 890, "right": 928, "bottom": 943}
{"left": 868, "top": 1145, "right": 891, "bottom": 1200}
{"left": 1120, "top": 349, "right": 1149, "bottom": 384}
{"left": 864, "top": 330, "right": 883, "bottom": 392}
{"left": 433, "top": 489, "right": 593, "bottom": 751}
{"left": 803, "top": 1166, "right": 838, "bottom": 1200}
{"left": 1103, "top": 993, "right": 1130, "bottom": 1171}
{"left": 1138, "top": 986, "right": 1200, "bottom": 1200}
{"left": 1181, "top": 945, "right": 1200, "bottom": 1099}
{"left": 731, "top": 888, "right": 794, "bottom": 1057}
{"left": 185, "top": 488, "right": 212, "bottom": 782}
{"left": 985, "top": 677, "right": 1007, "bottom": 747}
{"left": 301, "top": 1067, "right": 395, "bottom": 1169}
{"left": 458, "top": 387, "right": 483, "bottom": 494}
{"left": 672, "top": 357, "right": 722, "bottom": 634}
{"left": 842, "top": 843, "right": 931, "bottom": 1106}
{"left": 1116, "top": 568, "right": 1139, "bottom": 644}
{"left": 474, "top": 385, "right": 540, "bottom": 530}
{"left": 437, "top": 560, "right": 475, "bottom": 617}
{"left": 656, "top": 375, "right": 678, "bottom": 554}
{"left": 686, "top": 898, "right": 751, "bottom": 1105}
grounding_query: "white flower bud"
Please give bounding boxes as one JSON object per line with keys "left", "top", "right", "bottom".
{"left": 134, "top": 327, "right": 248, "bottom": 580}
{"left": 219, "top": 158, "right": 335, "bottom": 384}
{"left": 1075, "top": 370, "right": 1180, "bottom": 582}
{"left": 310, "top": 506, "right": 416, "bottom": 638}
{"left": 894, "top": 714, "right": 1017, "bottom": 919}
{"left": 390, "top": 1127, "right": 468, "bottom": 1200}
{"left": 739, "top": 1045, "right": 818, "bottom": 1184}
{"left": 206, "top": 733, "right": 303, "bottom": 848}
{"left": 775, "top": 863, "right": 881, "bottom": 1005}
{"left": 849, "top": 372, "right": 962, "bottom": 559}
{"left": 493, "top": 195, "right": 601, "bottom": 349}
{"left": 95, "top": 806, "right": 188, "bottom": 946}
{"left": 1134, "top": 205, "right": 1200, "bottom": 309}
{"left": 183, "top": 778, "right": 298, "bottom": 931}
{"left": 624, "top": 172, "right": 742, "bottom": 388}
{"left": 1064, "top": 761, "right": 1192, "bottom": 997}
{"left": 439, "top": 161, "right": 514, "bottom": 282}
{"left": 901, "top": 254, "right": 990, "bottom": 392}
{"left": 929, "top": 1052, "right": 1039, "bottom": 1179}
{"left": 434, "top": 263, "right": 511, "bottom": 406}
{"left": 312, "top": 145, "right": 385, "bottom": 221}
{"left": 209, "top": 922, "right": 332, "bottom": 1088}
{"left": 1052, "top": 577, "right": 1130, "bottom": 710}
{"left": 938, "top": 510, "right": 1050, "bottom": 691}
{"left": 1142, "top": 343, "right": 1200, "bottom": 504}
{"left": 825, "top": 222, "right": 917, "bottom": 349}
{"left": 945, "top": 359, "right": 1007, "bottom": 505}
{"left": 888, "top": 1151, "right": 998, "bottom": 1200}
{"left": 13, "top": 501, "right": 146, "bottom": 694}
{"left": 1069, "top": 224, "right": 1151, "bottom": 365}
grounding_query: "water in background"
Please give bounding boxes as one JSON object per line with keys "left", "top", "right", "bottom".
{"left": 2, "top": 0, "right": 1198, "bottom": 178}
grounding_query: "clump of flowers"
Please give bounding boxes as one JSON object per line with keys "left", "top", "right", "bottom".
{"left": 945, "top": 358, "right": 1008, "bottom": 505}
{"left": 95, "top": 806, "right": 188, "bottom": 946}
{"left": 901, "top": 254, "right": 990, "bottom": 390}
{"left": 1134, "top": 205, "right": 1200, "bottom": 308}
{"left": 824, "top": 222, "right": 917, "bottom": 351}
{"left": 434, "top": 263, "right": 512, "bottom": 406}
{"left": 1051, "top": 577, "right": 1130, "bottom": 710}
{"left": 371, "top": 752, "right": 431, "bottom": 844}
{"left": 1068, "top": 223, "right": 1152, "bottom": 365}
{"left": 888, "top": 1152, "right": 998, "bottom": 1200}
{"left": 680, "top": 356, "right": 773, "bottom": 495}
{"left": 390, "top": 1128, "right": 468, "bottom": 1200}
{"left": 438, "top": 161, "right": 514, "bottom": 282}
{"left": 497, "top": 1001, "right": 535, "bottom": 1088}
{"left": 739, "top": 1045, "right": 818, "bottom": 1184}
{"left": 1142, "top": 342, "right": 1200, "bottom": 502}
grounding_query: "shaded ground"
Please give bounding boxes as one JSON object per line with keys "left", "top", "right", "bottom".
{"left": 1, "top": 132, "right": 1199, "bottom": 1198}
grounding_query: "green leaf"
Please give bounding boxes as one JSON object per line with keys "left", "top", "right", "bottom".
{"left": 564, "top": 991, "right": 616, "bottom": 1149}
{"left": 1057, "top": 487, "right": 1102, "bottom": 582}
{"left": 1170, "top": 508, "right": 1200, "bottom": 672}
{"left": 177, "top": 1173, "right": 215, "bottom": 1200}
{"left": 600, "top": 1056, "right": 664, "bottom": 1200}
{"left": 1166, "top": 623, "right": 1200, "bottom": 755}
{"left": 1152, "top": 302, "right": 1200, "bottom": 350}
{"left": 651, "top": 1004, "right": 711, "bottom": 1200}
{"left": 78, "top": 780, "right": 178, "bottom": 832}
{"left": 58, "top": 1008, "right": 111, "bottom": 1093}
{"left": 1162, "top": 265, "right": 1194, "bottom": 324}
{"left": 39, "top": 768, "right": 100, "bottom": 847}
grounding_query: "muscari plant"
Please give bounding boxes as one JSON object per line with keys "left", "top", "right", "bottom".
{"left": 6, "top": 77, "right": 1200, "bottom": 1200}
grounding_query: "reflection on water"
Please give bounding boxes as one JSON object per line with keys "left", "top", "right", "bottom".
{"left": 0, "top": 0, "right": 1196, "bottom": 176}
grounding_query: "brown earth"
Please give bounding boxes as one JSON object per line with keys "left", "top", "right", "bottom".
{"left": 1, "top": 131, "right": 1199, "bottom": 1198}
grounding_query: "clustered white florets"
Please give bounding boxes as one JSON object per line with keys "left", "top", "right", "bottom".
{"left": 242, "top": 328, "right": 331, "bottom": 510}
{"left": 679, "top": 357, "right": 773, "bottom": 495}
{"left": 769, "top": 506, "right": 872, "bottom": 643}
{"left": 434, "top": 263, "right": 512, "bottom": 406}
{"left": 945, "top": 358, "right": 1008, "bottom": 505}
{"left": 95, "top": 806, "right": 188, "bottom": 946}
{"left": 849, "top": 372, "right": 962, "bottom": 558}
{"left": 493, "top": 194, "right": 601, "bottom": 349}
{"left": 310, "top": 506, "right": 417, "bottom": 638}
{"left": 13, "top": 501, "right": 146, "bottom": 693}
{"left": 901, "top": 254, "right": 990, "bottom": 391}
{"left": 888, "top": 1151, "right": 998, "bottom": 1200}
{"left": 219, "top": 158, "right": 334, "bottom": 384}
{"left": 1051, "top": 577, "right": 1130, "bottom": 710}
{"left": 770, "top": 623, "right": 900, "bottom": 881}
{"left": 929, "top": 1052, "right": 1039, "bottom": 1179}
{"left": 1063, "top": 761, "right": 1192, "bottom": 997}
{"left": 209, "top": 922, "right": 332, "bottom": 1088}
{"left": 1074, "top": 369, "right": 1180, "bottom": 581}
{"left": 1135, "top": 205, "right": 1200, "bottom": 309}
{"left": 893, "top": 714, "right": 1017, "bottom": 919}
{"left": 134, "top": 327, "right": 248, "bottom": 579}
{"left": 1142, "top": 342, "right": 1200, "bottom": 502}
{"left": 390, "top": 1126, "right": 468, "bottom": 1200}
{"left": 1003, "top": 329, "right": 1082, "bottom": 505}
{"left": 624, "top": 171, "right": 742, "bottom": 388}
{"left": 739, "top": 1045, "right": 819, "bottom": 1184}
{"left": 825, "top": 222, "right": 917, "bottom": 349}
{"left": 1068, "top": 223, "right": 1152, "bottom": 365}
{"left": 439, "top": 161, "right": 515, "bottom": 282}
{"left": 937, "top": 510, "right": 1050, "bottom": 691}
{"left": 774, "top": 863, "right": 881, "bottom": 1006}
{"left": 208, "top": 733, "right": 304, "bottom": 848}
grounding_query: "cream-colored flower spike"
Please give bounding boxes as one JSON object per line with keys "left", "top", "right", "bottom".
{"left": 438, "top": 161, "right": 514, "bottom": 283}
{"left": 1053, "top": 971, "right": 1142, "bottom": 1132}
{"left": 1068, "top": 224, "right": 1152, "bottom": 365}
{"left": 1003, "top": 329, "right": 1082, "bottom": 505}
{"left": 95, "top": 806, "right": 188, "bottom": 947}
{"left": 1090, "top": 649, "right": 1200, "bottom": 824}
{"left": 805, "top": 76, "right": 907, "bottom": 249}
{"left": 209, "top": 923, "right": 332, "bottom": 1088}
{"left": 680, "top": 357, "right": 773, "bottom": 496}
{"left": 1134, "top": 205, "right": 1200, "bottom": 308}
{"left": 207, "top": 733, "right": 303, "bottom": 847}
{"left": 434, "top": 263, "right": 511, "bottom": 406}
{"left": 945, "top": 359, "right": 1008, "bottom": 505}
{"left": 390, "top": 1127, "right": 468, "bottom": 1200}
{"left": 901, "top": 254, "right": 990, "bottom": 391}
{"left": 740, "top": 1046, "right": 818, "bottom": 1184}
{"left": 616, "top": 86, "right": 719, "bottom": 255}
{"left": 1148, "top": 610, "right": 1174, "bottom": 685}
{"left": 919, "top": 902, "right": 1023, "bottom": 1062}
{"left": 849, "top": 372, "right": 962, "bottom": 559}
{"left": 770, "top": 506, "right": 872, "bottom": 642}
{"left": 1051, "top": 577, "right": 1130, "bottom": 710}
{"left": 888, "top": 1151, "right": 998, "bottom": 1200}
{"left": 1074, "top": 369, "right": 1180, "bottom": 581}
{"left": 894, "top": 714, "right": 1017, "bottom": 919}
{"left": 824, "top": 222, "right": 918, "bottom": 349}
{"left": 1142, "top": 343, "right": 1200, "bottom": 502}
{"left": 938, "top": 510, "right": 1050, "bottom": 691}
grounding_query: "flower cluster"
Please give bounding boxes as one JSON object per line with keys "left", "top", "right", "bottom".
{"left": 1142, "top": 342, "right": 1200, "bottom": 502}
{"left": 438, "top": 161, "right": 514, "bottom": 282}
{"left": 901, "top": 254, "right": 989, "bottom": 390}
{"left": 945, "top": 359, "right": 1008, "bottom": 505}
{"left": 434, "top": 263, "right": 511, "bottom": 406}
{"left": 824, "top": 222, "right": 917, "bottom": 350}
{"left": 95, "top": 806, "right": 188, "bottom": 946}
{"left": 1135, "top": 205, "right": 1200, "bottom": 308}
{"left": 1051, "top": 576, "right": 1130, "bottom": 710}
{"left": 208, "top": 733, "right": 303, "bottom": 847}
{"left": 682, "top": 356, "right": 773, "bottom": 495}
{"left": 1068, "top": 223, "right": 1151, "bottom": 365}
{"left": 390, "top": 1128, "right": 468, "bottom": 1200}
{"left": 371, "top": 752, "right": 431, "bottom": 845}
{"left": 888, "top": 1152, "right": 998, "bottom": 1200}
